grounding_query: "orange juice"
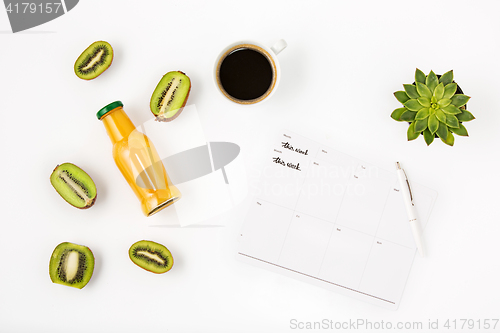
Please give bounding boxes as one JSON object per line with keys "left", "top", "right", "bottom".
{"left": 97, "top": 101, "right": 181, "bottom": 216}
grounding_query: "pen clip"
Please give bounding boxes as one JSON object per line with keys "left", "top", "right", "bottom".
{"left": 403, "top": 169, "right": 414, "bottom": 205}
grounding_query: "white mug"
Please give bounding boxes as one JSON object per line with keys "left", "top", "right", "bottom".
{"left": 214, "top": 39, "right": 287, "bottom": 105}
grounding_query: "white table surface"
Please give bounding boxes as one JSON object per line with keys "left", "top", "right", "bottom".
{"left": 1, "top": 1, "right": 499, "bottom": 332}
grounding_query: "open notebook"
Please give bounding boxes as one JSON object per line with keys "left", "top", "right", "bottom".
{"left": 237, "top": 130, "right": 437, "bottom": 309}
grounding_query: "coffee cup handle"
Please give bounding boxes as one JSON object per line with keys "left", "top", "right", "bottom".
{"left": 271, "top": 39, "right": 287, "bottom": 55}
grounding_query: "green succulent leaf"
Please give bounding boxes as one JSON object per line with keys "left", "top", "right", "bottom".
{"left": 415, "top": 68, "right": 426, "bottom": 84}
{"left": 433, "top": 83, "right": 444, "bottom": 100}
{"left": 451, "top": 94, "right": 470, "bottom": 107}
{"left": 426, "top": 71, "right": 439, "bottom": 93}
{"left": 436, "top": 121, "right": 448, "bottom": 140}
{"left": 435, "top": 109, "right": 447, "bottom": 123}
{"left": 417, "top": 97, "right": 431, "bottom": 107}
{"left": 450, "top": 123, "right": 469, "bottom": 136}
{"left": 407, "top": 122, "right": 420, "bottom": 141}
{"left": 404, "top": 99, "right": 423, "bottom": 111}
{"left": 443, "top": 83, "right": 457, "bottom": 99}
{"left": 400, "top": 110, "right": 417, "bottom": 121}
{"left": 437, "top": 98, "right": 451, "bottom": 108}
{"left": 391, "top": 108, "right": 407, "bottom": 121}
{"left": 423, "top": 129, "right": 434, "bottom": 145}
{"left": 439, "top": 70, "right": 454, "bottom": 86}
{"left": 456, "top": 110, "right": 475, "bottom": 122}
{"left": 416, "top": 82, "right": 432, "bottom": 98}
{"left": 445, "top": 114, "right": 460, "bottom": 128}
{"left": 428, "top": 114, "right": 439, "bottom": 134}
{"left": 414, "top": 118, "right": 428, "bottom": 132}
{"left": 441, "top": 129, "right": 455, "bottom": 146}
{"left": 403, "top": 84, "right": 420, "bottom": 99}
{"left": 415, "top": 107, "right": 430, "bottom": 120}
{"left": 394, "top": 91, "right": 410, "bottom": 104}
{"left": 441, "top": 104, "right": 462, "bottom": 115}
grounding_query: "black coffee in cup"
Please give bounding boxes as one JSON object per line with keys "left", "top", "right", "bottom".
{"left": 216, "top": 44, "right": 277, "bottom": 104}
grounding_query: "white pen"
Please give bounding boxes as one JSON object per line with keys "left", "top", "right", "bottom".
{"left": 396, "top": 162, "right": 425, "bottom": 257}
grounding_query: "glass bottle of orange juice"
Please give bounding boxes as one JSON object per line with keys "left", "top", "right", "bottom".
{"left": 97, "top": 101, "right": 181, "bottom": 216}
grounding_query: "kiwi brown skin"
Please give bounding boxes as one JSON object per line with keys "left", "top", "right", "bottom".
{"left": 50, "top": 163, "right": 97, "bottom": 209}
{"left": 152, "top": 71, "right": 191, "bottom": 122}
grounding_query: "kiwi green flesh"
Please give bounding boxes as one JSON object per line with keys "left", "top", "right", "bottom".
{"left": 129, "top": 240, "right": 173, "bottom": 274}
{"left": 50, "top": 163, "right": 97, "bottom": 209}
{"left": 150, "top": 71, "right": 191, "bottom": 121}
{"left": 49, "top": 242, "right": 94, "bottom": 289}
{"left": 74, "top": 41, "right": 113, "bottom": 80}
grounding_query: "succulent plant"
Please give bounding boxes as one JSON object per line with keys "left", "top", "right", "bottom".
{"left": 391, "top": 69, "right": 475, "bottom": 146}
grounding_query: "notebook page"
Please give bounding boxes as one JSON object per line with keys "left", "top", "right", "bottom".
{"left": 237, "top": 130, "right": 437, "bottom": 310}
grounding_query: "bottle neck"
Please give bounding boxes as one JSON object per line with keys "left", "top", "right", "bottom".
{"left": 100, "top": 107, "right": 136, "bottom": 144}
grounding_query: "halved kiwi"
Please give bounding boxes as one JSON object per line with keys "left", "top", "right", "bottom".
{"left": 74, "top": 41, "right": 113, "bottom": 80}
{"left": 150, "top": 71, "right": 191, "bottom": 122}
{"left": 129, "top": 240, "right": 174, "bottom": 274}
{"left": 49, "top": 242, "right": 95, "bottom": 289}
{"left": 50, "top": 163, "right": 97, "bottom": 209}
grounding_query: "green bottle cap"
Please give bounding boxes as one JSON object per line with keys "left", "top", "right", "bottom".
{"left": 97, "top": 101, "right": 123, "bottom": 120}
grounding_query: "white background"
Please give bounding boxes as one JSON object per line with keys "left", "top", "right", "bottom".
{"left": 1, "top": 1, "right": 499, "bottom": 332}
